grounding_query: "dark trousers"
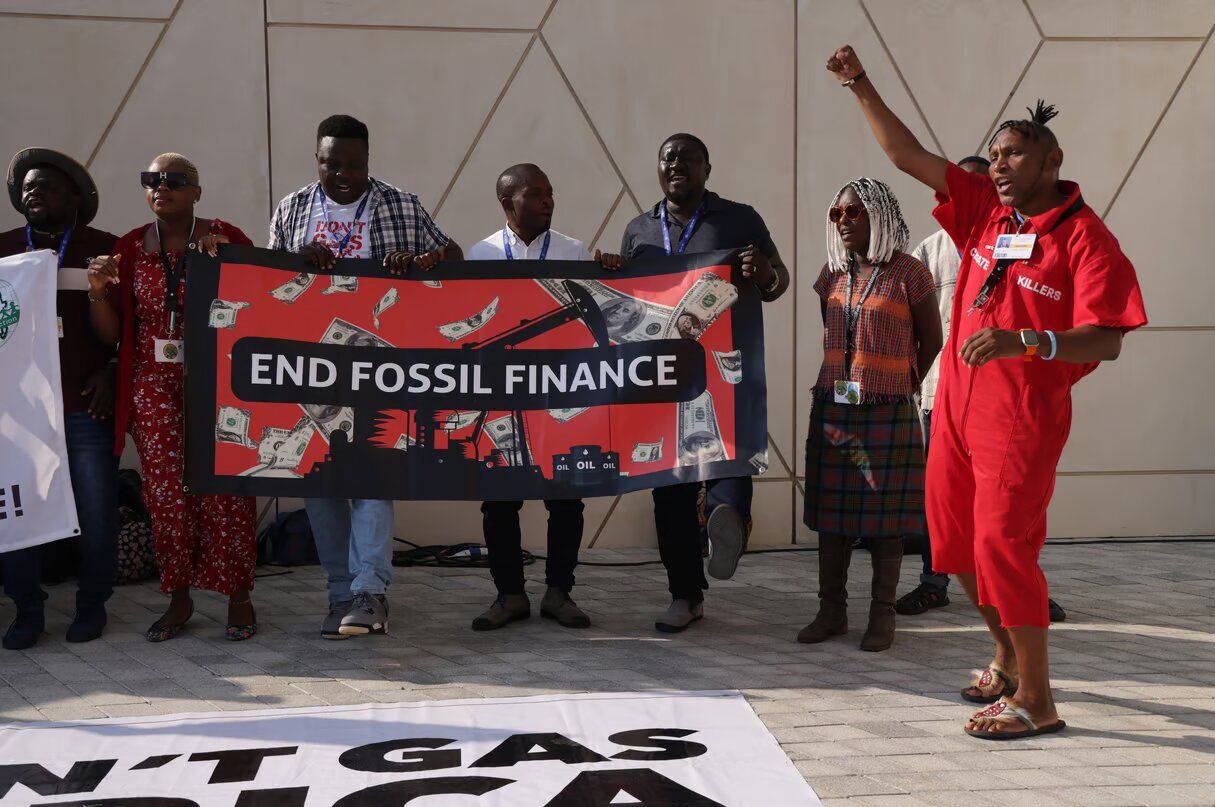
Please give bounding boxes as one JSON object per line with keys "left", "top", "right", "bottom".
{"left": 698, "top": 475, "right": 753, "bottom": 550}
{"left": 481, "top": 499, "right": 584, "bottom": 595}
{"left": 3, "top": 412, "right": 118, "bottom": 611}
{"left": 918, "top": 409, "right": 949, "bottom": 589}
{"left": 653, "top": 483, "right": 709, "bottom": 604}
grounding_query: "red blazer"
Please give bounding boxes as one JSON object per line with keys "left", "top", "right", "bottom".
{"left": 110, "top": 219, "right": 253, "bottom": 454}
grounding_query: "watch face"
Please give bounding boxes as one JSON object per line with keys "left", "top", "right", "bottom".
{"left": 1021, "top": 330, "right": 1040, "bottom": 348}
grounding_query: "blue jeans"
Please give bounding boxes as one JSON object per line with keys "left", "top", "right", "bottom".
{"left": 698, "top": 475, "right": 753, "bottom": 550}
{"left": 919, "top": 410, "right": 949, "bottom": 590}
{"left": 3, "top": 412, "right": 117, "bottom": 611}
{"left": 305, "top": 498, "right": 394, "bottom": 602}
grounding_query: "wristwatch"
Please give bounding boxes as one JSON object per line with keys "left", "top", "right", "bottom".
{"left": 1019, "top": 329, "right": 1039, "bottom": 360}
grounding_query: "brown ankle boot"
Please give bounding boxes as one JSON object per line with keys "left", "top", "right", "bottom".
{"left": 861, "top": 536, "right": 903, "bottom": 652}
{"left": 798, "top": 533, "right": 852, "bottom": 643}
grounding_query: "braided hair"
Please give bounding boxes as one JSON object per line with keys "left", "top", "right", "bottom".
{"left": 989, "top": 99, "right": 1059, "bottom": 150}
{"left": 825, "top": 177, "right": 909, "bottom": 272}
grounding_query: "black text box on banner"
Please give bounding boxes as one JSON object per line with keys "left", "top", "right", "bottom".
{"left": 184, "top": 245, "right": 767, "bottom": 501}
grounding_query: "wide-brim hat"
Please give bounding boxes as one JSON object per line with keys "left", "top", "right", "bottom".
{"left": 7, "top": 147, "right": 99, "bottom": 227}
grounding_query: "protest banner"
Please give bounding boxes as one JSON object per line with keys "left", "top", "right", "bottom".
{"left": 184, "top": 246, "right": 767, "bottom": 500}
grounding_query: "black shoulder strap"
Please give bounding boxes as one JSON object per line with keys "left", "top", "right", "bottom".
{"left": 1044, "top": 194, "right": 1086, "bottom": 236}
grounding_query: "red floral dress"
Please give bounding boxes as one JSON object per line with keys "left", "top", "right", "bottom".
{"left": 120, "top": 219, "right": 257, "bottom": 595}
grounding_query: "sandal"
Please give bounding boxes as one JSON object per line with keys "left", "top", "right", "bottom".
{"left": 145, "top": 602, "right": 194, "bottom": 643}
{"left": 225, "top": 599, "right": 257, "bottom": 642}
{"left": 965, "top": 698, "right": 1066, "bottom": 740}
{"left": 961, "top": 664, "right": 1018, "bottom": 704}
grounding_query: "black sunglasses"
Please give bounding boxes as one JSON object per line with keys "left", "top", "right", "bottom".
{"left": 140, "top": 171, "right": 192, "bottom": 190}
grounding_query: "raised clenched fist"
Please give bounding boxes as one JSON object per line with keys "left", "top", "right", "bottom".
{"left": 826, "top": 45, "right": 864, "bottom": 83}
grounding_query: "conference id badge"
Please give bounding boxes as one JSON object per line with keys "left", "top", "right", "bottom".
{"left": 834, "top": 380, "right": 861, "bottom": 405}
{"left": 155, "top": 338, "right": 184, "bottom": 364}
{"left": 992, "top": 232, "right": 1036, "bottom": 260}
{"left": 57, "top": 316, "right": 64, "bottom": 339}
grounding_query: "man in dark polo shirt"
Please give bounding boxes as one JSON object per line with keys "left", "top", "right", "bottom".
{"left": 621, "top": 133, "right": 789, "bottom": 632}
{"left": 1, "top": 148, "right": 119, "bottom": 649}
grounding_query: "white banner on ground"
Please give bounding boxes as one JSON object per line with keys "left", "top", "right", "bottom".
{"left": 0, "top": 250, "right": 79, "bottom": 552}
{"left": 0, "top": 690, "right": 820, "bottom": 806}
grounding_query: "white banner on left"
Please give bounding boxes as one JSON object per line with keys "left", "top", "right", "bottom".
{"left": 0, "top": 249, "right": 80, "bottom": 551}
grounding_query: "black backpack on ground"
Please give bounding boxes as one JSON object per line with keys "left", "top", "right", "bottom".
{"left": 257, "top": 508, "right": 319, "bottom": 567}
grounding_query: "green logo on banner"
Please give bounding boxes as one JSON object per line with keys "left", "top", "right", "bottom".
{"left": 0, "top": 279, "right": 20, "bottom": 349}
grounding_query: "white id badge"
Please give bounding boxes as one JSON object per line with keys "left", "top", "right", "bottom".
{"left": 154, "top": 338, "right": 184, "bottom": 364}
{"left": 992, "top": 232, "right": 1036, "bottom": 260}
{"left": 57, "top": 316, "right": 64, "bottom": 339}
{"left": 834, "top": 380, "right": 861, "bottom": 405}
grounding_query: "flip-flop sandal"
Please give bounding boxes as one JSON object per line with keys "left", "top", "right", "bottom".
{"left": 961, "top": 664, "right": 1018, "bottom": 704}
{"left": 964, "top": 699, "right": 1066, "bottom": 741}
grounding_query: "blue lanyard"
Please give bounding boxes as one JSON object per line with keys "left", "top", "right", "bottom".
{"left": 26, "top": 224, "right": 73, "bottom": 269}
{"left": 503, "top": 229, "right": 550, "bottom": 261}
{"left": 659, "top": 201, "right": 704, "bottom": 255}
{"left": 316, "top": 188, "right": 370, "bottom": 256}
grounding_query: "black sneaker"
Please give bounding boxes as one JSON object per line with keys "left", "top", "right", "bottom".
{"left": 895, "top": 583, "right": 950, "bottom": 615}
{"left": 338, "top": 592, "right": 389, "bottom": 636}
{"left": 1048, "top": 598, "right": 1066, "bottom": 623}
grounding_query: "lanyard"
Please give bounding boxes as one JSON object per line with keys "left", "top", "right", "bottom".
{"left": 316, "top": 188, "right": 370, "bottom": 256}
{"left": 843, "top": 261, "right": 882, "bottom": 374}
{"left": 503, "top": 229, "right": 550, "bottom": 261}
{"left": 969, "top": 195, "right": 1085, "bottom": 313}
{"left": 659, "top": 201, "right": 704, "bottom": 256}
{"left": 26, "top": 225, "right": 73, "bottom": 269}
{"left": 156, "top": 217, "right": 195, "bottom": 337}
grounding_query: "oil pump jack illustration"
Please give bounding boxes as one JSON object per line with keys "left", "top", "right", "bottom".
{"left": 301, "top": 280, "right": 622, "bottom": 499}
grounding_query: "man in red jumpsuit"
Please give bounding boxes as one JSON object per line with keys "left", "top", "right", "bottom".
{"left": 826, "top": 45, "right": 1147, "bottom": 739}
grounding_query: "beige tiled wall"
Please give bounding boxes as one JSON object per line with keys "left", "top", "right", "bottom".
{"left": 3, "top": 0, "right": 1211, "bottom": 545}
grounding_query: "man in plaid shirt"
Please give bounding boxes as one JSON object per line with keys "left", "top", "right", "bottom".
{"left": 268, "top": 114, "right": 462, "bottom": 641}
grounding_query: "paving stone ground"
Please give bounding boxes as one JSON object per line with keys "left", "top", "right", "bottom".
{"left": 1, "top": 538, "right": 1212, "bottom": 806}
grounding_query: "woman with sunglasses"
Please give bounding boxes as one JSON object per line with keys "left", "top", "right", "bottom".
{"left": 799, "top": 178, "right": 942, "bottom": 652}
{"left": 85, "top": 153, "right": 258, "bottom": 642}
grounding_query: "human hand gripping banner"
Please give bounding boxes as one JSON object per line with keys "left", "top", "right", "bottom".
{"left": 0, "top": 250, "right": 80, "bottom": 550}
{"left": 184, "top": 246, "right": 767, "bottom": 501}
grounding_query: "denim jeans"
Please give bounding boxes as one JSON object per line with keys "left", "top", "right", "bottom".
{"left": 3, "top": 412, "right": 117, "bottom": 611}
{"left": 699, "top": 475, "right": 754, "bottom": 550}
{"left": 919, "top": 409, "right": 949, "bottom": 590}
{"left": 305, "top": 498, "right": 394, "bottom": 602}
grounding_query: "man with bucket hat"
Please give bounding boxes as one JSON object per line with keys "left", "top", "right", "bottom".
{"left": 1, "top": 147, "right": 120, "bottom": 649}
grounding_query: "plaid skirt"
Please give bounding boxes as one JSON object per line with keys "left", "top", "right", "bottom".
{"left": 803, "top": 395, "right": 926, "bottom": 538}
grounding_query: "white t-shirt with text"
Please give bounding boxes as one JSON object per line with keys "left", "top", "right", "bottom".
{"left": 307, "top": 191, "right": 371, "bottom": 259}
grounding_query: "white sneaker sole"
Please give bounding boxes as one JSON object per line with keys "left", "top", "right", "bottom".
{"left": 338, "top": 621, "right": 386, "bottom": 636}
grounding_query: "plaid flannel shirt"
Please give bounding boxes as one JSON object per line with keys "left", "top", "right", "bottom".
{"left": 268, "top": 178, "right": 449, "bottom": 259}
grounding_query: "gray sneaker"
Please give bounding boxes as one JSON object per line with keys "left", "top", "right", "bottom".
{"left": 706, "top": 504, "right": 745, "bottom": 580}
{"left": 321, "top": 599, "right": 353, "bottom": 640}
{"left": 338, "top": 592, "right": 388, "bottom": 636}
{"left": 540, "top": 587, "right": 591, "bottom": 629}
{"left": 655, "top": 599, "right": 704, "bottom": 633}
{"left": 471, "top": 593, "right": 530, "bottom": 631}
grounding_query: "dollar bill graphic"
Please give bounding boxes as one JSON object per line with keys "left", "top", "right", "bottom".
{"left": 421, "top": 280, "right": 442, "bottom": 288}
{"left": 712, "top": 349, "right": 743, "bottom": 384}
{"left": 484, "top": 414, "right": 525, "bottom": 466}
{"left": 665, "top": 275, "right": 739, "bottom": 340}
{"left": 321, "top": 275, "right": 358, "bottom": 294}
{"left": 535, "top": 278, "right": 673, "bottom": 344}
{"left": 373, "top": 287, "right": 399, "bottom": 330}
{"left": 216, "top": 406, "right": 255, "bottom": 449}
{"left": 547, "top": 407, "right": 588, "bottom": 423}
{"left": 393, "top": 433, "right": 416, "bottom": 451}
{"left": 257, "top": 426, "right": 292, "bottom": 466}
{"left": 238, "top": 464, "right": 302, "bottom": 479}
{"left": 208, "top": 299, "right": 250, "bottom": 329}
{"left": 270, "top": 272, "right": 316, "bottom": 304}
{"left": 442, "top": 411, "right": 481, "bottom": 430}
{"left": 267, "top": 417, "right": 314, "bottom": 471}
{"left": 320, "top": 317, "right": 392, "bottom": 349}
{"left": 298, "top": 403, "right": 354, "bottom": 444}
{"left": 631, "top": 439, "right": 663, "bottom": 463}
{"left": 439, "top": 297, "right": 499, "bottom": 342}
{"left": 677, "top": 390, "right": 727, "bottom": 466}
{"left": 748, "top": 450, "right": 769, "bottom": 474}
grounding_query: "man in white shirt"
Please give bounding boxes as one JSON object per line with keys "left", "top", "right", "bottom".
{"left": 466, "top": 163, "right": 622, "bottom": 631}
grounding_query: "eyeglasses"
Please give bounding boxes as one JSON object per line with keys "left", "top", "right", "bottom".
{"left": 140, "top": 171, "right": 193, "bottom": 190}
{"left": 829, "top": 204, "right": 864, "bottom": 223}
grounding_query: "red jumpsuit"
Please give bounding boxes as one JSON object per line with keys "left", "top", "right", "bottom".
{"left": 114, "top": 220, "right": 258, "bottom": 595}
{"left": 927, "top": 165, "right": 1146, "bottom": 627}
